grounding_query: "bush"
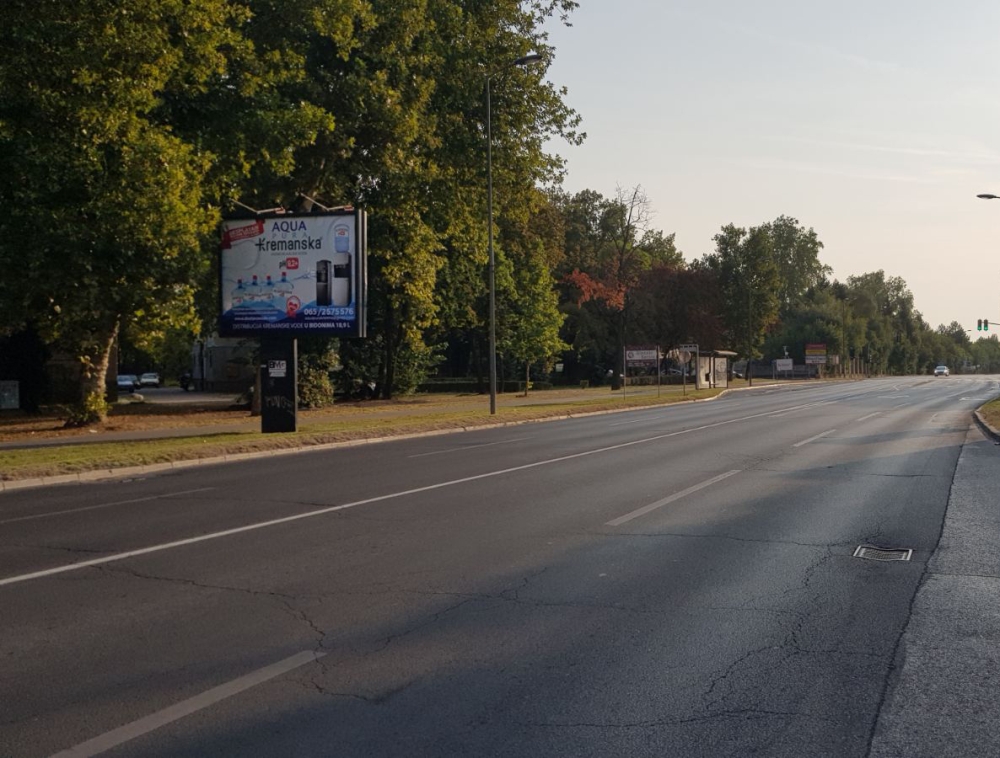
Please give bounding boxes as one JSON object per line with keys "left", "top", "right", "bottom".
{"left": 63, "top": 392, "right": 108, "bottom": 427}
{"left": 298, "top": 358, "right": 335, "bottom": 409}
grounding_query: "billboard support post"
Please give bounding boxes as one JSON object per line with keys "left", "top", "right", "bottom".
{"left": 260, "top": 336, "right": 297, "bottom": 433}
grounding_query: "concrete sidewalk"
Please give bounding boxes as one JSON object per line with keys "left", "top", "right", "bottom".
{"left": 869, "top": 424, "right": 1000, "bottom": 757}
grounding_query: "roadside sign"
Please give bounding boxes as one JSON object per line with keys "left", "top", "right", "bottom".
{"left": 805, "top": 343, "right": 827, "bottom": 365}
{"left": 0, "top": 380, "right": 18, "bottom": 410}
{"left": 775, "top": 358, "right": 793, "bottom": 372}
{"left": 679, "top": 343, "right": 698, "bottom": 351}
{"left": 625, "top": 345, "right": 659, "bottom": 367}
{"left": 267, "top": 359, "right": 288, "bottom": 378}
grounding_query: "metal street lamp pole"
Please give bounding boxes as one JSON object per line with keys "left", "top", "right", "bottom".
{"left": 976, "top": 194, "right": 1000, "bottom": 347}
{"left": 486, "top": 53, "right": 542, "bottom": 415}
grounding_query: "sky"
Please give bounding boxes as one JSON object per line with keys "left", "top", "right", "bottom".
{"left": 542, "top": 0, "right": 1000, "bottom": 330}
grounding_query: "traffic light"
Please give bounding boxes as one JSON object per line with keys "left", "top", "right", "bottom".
{"left": 986, "top": 318, "right": 991, "bottom": 332}
{"left": 978, "top": 319, "right": 983, "bottom": 331}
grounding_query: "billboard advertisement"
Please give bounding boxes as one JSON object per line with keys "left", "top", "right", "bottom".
{"left": 625, "top": 345, "right": 659, "bottom": 368}
{"left": 804, "top": 343, "right": 827, "bottom": 365}
{"left": 219, "top": 210, "right": 367, "bottom": 337}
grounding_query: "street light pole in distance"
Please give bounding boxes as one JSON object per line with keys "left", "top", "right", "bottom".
{"left": 976, "top": 194, "right": 1000, "bottom": 342}
{"left": 486, "top": 53, "right": 543, "bottom": 415}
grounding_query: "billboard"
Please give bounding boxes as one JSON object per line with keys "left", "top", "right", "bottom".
{"left": 625, "top": 345, "right": 659, "bottom": 367}
{"left": 219, "top": 210, "right": 367, "bottom": 337}
{"left": 804, "top": 343, "right": 827, "bottom": 365}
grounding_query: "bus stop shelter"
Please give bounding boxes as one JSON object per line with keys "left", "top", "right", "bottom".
{"left": 695, "top": 350, "right": 738, "bottom": 390}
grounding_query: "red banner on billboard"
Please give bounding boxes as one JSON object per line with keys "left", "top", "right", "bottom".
{"left": 221, "top": 220, "right": 264, "bottom": 249}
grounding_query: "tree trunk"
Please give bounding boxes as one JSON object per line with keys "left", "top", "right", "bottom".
{"left": 381, "top": 301, "right": 395, "bottom": 400}
{"left": 474, "top": 331, "right": 484, "bottom": 394}
{"left": 72, "top": 321, "right": 118, "bottom": 425}
{"left": 524, "top": 361, "right": 530, "bottom": 397}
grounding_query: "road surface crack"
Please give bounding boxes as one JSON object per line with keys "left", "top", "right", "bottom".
{"left": 602, "top": 531, "right": 846, "bottom": 550}
{"left": 522, "top": 707, "right": 841, "bottom": 730}
{"left": 94, "top": 565, "right": 302, "bottom": 601}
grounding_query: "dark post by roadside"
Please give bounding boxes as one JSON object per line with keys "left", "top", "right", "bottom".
{"left": 260, "top": 336, "right": 297, "bottom": 433}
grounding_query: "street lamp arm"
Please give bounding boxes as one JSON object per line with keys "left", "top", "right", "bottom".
{"left": 512, "top": 53, "right": 544, "bottom": 67}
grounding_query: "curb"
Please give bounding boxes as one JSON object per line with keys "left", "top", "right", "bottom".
{"left": 974, "top": 409, "right": 1000, "bottom": 444}
{"left": 0, "top": 379, "right": 820, "bottom": 493}
{"left": 0, "top": 401, "right": 700, "bottom": 492}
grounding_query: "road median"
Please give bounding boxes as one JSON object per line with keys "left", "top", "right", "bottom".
{"left": 1, "top": 385, "right": 751, "bottom": 487}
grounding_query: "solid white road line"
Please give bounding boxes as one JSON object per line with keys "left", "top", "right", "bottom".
{"left": 606, "top": 470, "right": 741, "bottom": 526}
{"left": 855, "top": 412, "right": 882, "bottom": 422}
{"left": 0, "top": 403, "right": 859, "bottom": 588}
{"left": 0, "top": 488, "right": 215, "bottom": 526}
{"left": 408, "top": 436, "right": 534, "bottom": 458}
{"left": 792, "top": 429, "right": 837, "bottom": 448}
{"left": 48, "top": 650, "right": 325, "bottom": 758}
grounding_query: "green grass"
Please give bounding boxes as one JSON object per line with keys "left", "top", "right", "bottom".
{"left": 980, "top": 398, "right": 1000, "bottom": 431}
{"left": 0, "top": 386, "right": 731, "bottom": 480}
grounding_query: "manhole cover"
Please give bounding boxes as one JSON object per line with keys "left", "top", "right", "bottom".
{"left": 853, "top": 545, "right": 913, "bottom": 562}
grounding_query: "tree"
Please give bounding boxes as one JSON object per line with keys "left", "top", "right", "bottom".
{"left": 703, "top": 224, "right": 781, "bottom": 373}
{"left": 500, "top": 251, "right": 566, "bottom": 394}
{"left": 0, "top": 0, "right": 337, "bottom": 422}
{"left": 632, "top": 264, "right": 724, "bottom": 351}
{"left": 765, "top": 216, "right": 830, "bottom": 314}
{"left": 562, "top": 185, "right": 676, "bottom": 389}
{"left": 290, "top": 0, "right": 583, "bottom": 397}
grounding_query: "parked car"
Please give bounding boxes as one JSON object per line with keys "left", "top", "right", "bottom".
{"left": 139, "top": 372, "right": 161, "bottom": 388}
{"left": 934, "top": 365, "right": 949, "bottom": 377}
{"left": 116, "top": 374, "right": 137, "bottom": 393}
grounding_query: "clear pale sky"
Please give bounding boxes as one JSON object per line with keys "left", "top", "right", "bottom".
{"left": 543, "top": 0, "right": 1000, "bottom": 330}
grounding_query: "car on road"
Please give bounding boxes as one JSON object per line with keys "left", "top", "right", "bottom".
{"left": 934, "top": 365, "right": 949, "bottom": 377}
{"left": 139, "top": 372, "right": 160, "bottom": 388}
{"left": 116, "top": 374, "right": 137, "bottom": 393}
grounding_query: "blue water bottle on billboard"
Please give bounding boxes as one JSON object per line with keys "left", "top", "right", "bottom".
{"left": 246, "top": 275, "right": 263, "bottom": 306}
{"left": 231, "top": 279, "right": 246, "bottom": 309}
{"left": 272, "top": 272, "right": 294, "bottom": 313}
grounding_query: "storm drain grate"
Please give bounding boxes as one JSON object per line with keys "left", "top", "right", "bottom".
{"left": 853, "top": 545, "right": 913, "bottom": 562}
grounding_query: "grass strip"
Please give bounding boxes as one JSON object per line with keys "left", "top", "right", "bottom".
{"left": 980, "top": 397, "right": 1000, "bottom": 431}
{"left": 0, "top": 388, "right": 727, "bottom": 480}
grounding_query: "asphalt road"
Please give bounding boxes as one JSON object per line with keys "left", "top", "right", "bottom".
{"left": 2, "top": 376, "right": 999, "bottom": 757}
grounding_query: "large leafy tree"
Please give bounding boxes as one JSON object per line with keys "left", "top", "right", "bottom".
{"left": 703, "top": 224, "right": 781, "bottom": 371}
{"left": 562, "top": 185, "right": 680, "bottom": 388}
{"left": 0, "top": 0, "right": 337, "bottom": 421}
{"left": 500, "top": 250, "right": 567, "bottom": 391}
{"left": 278, "top": 0, "right": 582, "bottom": 397}
{"left": 765, "top": 215, "right": 830, "bottom": 314}
{"left": 632, "top": 264, "right": 724, "bottom": 351}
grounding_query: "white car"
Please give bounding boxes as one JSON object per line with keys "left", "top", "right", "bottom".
{"left": 139, "top": 372, "right": 161, "bottom": 388}
{"left": 934, "top": 365, "right": 949, "bottom": 377}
